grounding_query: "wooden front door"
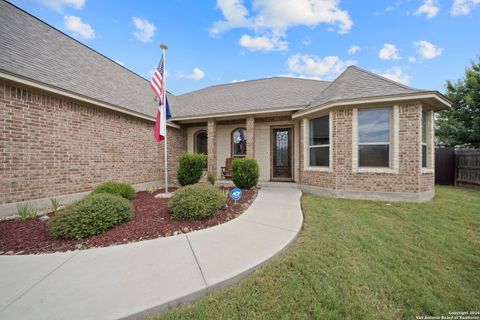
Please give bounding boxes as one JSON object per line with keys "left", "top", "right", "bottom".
{"left": 272, "top": 127, "right": 292, "bottom": 180}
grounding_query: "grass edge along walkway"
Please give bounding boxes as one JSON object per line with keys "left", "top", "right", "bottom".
{"left": 155, "top": 186, "right": 480, "bottom": 320}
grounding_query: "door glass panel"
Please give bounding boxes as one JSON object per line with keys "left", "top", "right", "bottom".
{"left": 275, "top": 130, "right": 289, "bottom": 167}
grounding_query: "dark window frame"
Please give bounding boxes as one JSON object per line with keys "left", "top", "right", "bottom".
{"left": 231, "top": 127, "right": 247, "bottom": 157}
{"left": 194, "top": 130, "right": 208, "bottom": 155}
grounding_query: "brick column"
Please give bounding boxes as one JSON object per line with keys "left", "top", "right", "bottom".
{"left": 207, "top": 119, "right": 217, "bottom": 178}
{"left": 246, "top": 116, "right": 255, "bottom": 158}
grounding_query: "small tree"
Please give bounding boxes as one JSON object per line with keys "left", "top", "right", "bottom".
{"left": 437, "top": 57, "right": 480, "bottom": 148}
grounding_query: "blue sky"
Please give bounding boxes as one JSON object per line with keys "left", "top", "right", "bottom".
{"left": 10, "top": 0, "right": 480, "bottom": 94}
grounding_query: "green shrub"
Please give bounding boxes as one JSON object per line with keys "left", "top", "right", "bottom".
{"left": 146, "top": 185, "right": 156, "bottom": 194}
{"left": 232, "top": 158, "right": 259, "bottom": 189}
{"left": 207, "top": 173, "right": 215, "bottom": 185}
{"left": 92, "top": 182, "right": 136, "bottom": 200}
{"left": 50, "top": 198, "right": 61, "bottom": 212}
{"left": 48, "top": 193, "right": 133, "bottom": 240}
{"left": 168, "top": 184, "right": 224, "bottom": 220}
{"left": 17, "top": 204, "right": 37, "bottom": 220}
{"left": 177, "top": 152, "right": 207, "bottom": 186}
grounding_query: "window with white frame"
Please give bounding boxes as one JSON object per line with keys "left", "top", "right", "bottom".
{"left": 422, "top": 111, "right": 427, "bottom": 168}
{"left": 358, "top": 107, "right": 391, "bottom": 167}
{"left": 309, "top": 115, "right": 329, "bottom": 166}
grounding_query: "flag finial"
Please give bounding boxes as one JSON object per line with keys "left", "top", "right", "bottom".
{"left": 160, "top": 44, "right": 168, "bottom": 50}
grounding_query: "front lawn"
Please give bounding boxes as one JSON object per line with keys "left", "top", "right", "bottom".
{"left": 156, "top": 186, "right": 480, "bottom": 320}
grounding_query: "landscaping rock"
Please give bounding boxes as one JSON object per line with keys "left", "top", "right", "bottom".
{"left": 0, "top": 187, "right": 257, "bottom": 255}
{"left": 38, "top": 215, "right": 50, "bottom": 222}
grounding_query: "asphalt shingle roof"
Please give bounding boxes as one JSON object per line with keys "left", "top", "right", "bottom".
{"left": 1, "top": 1, "right": 432, "bottom": 121}
{"left": 307, "top": 65, "right": 422, "bottom": 109}
{"left": 172, "top": 77, "right": 330, "bottom": 119}
{"left": 0, "top": 0, "right": 157, "bottom": 118}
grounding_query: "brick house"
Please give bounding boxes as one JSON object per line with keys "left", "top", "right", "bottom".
{"left": 0, "top": 1, "right": 450, "bottom": 216}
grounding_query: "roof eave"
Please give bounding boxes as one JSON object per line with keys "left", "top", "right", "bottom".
{"left": 292, "top": 91, "right": 451, "bottom": 119}
{"left": 171, "top": 105, "right": 306, "bottom": 122}
{"left": 0, "top": 69, "right": 181, "bottom": 128}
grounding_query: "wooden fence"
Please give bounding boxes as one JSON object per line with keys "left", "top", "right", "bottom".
{"left": 455, "top": 149, "right": 480, "bottom": 188}
{"left": 435, "top": 148, "right": 455, "bottom": 185}
{"left": 435, "top": 148, "right": 480, "bottom": 188}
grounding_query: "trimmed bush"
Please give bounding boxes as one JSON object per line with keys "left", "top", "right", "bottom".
{"left": 177, "top": 152, "right": 207, "bottom": 186}
{"left": 48, "top": 193, "right": 133, "bottom": 240}
{"left": 232, "top": 158, "right": 259, "bottom": 189}
{"left": 92, "top": 182, "right": 136, "bottom": 200}
{"left": 168, "top": 184, "right": 224, "bottom": 220}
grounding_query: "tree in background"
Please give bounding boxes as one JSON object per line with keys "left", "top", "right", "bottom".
{"left": 437, "top": 58, "right": 480, "bottom": 148}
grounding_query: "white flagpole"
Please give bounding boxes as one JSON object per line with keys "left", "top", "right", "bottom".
{"left": 160, "top": 44, "right": 168, "bottom": 195}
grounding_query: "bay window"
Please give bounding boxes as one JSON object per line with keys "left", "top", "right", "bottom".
{"left": 358, "top": 107, "right": 391, "bottom": 167}
{"left": 422, "top": 111, "right": 427, "bottom": 168}
{"left": 309, "top": 115, "right": 329, "bottom": 166}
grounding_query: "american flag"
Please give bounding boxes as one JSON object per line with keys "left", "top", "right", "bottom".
{"left": 150, "top": 55, "right": 164, "bottom": 103}
{"left": 150, "top": 54, "right": 171, "bottom": 142}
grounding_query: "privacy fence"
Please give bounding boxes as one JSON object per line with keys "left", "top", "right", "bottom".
{"left": 435, "top": 148, "right": 480, "bottom": 188}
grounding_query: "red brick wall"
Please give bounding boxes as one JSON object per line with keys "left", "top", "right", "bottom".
{"left": 0, "top": 80, "right": 186, "bottom": 205}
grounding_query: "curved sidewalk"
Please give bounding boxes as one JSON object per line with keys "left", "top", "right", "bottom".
{"left": 0, "top": 185, "right": 303, "bottom": 320}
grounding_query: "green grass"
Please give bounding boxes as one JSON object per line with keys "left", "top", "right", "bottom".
{"left": 155, "top": 186, "right": 480, "bottom": 320}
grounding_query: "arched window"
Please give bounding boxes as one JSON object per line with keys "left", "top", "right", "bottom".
{"left": 194, "top": 130, "right": 208, "bottom": 155}
{"left": 231, "top": 128, "right": 247, "bottom": 157}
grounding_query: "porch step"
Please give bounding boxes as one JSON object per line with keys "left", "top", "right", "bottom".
{"left": 215, "top": 180, "right": 299, "bottom": 189}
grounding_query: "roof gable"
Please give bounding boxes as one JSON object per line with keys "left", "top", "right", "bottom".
{"left": 308, "top": 66, "right": 421, "bottom": 108}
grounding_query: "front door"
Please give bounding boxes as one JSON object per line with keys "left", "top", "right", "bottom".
{"left": 272, "top": 127, "right": 292, "bottom": 180}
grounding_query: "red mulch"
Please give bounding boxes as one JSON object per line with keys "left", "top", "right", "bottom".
{"left": 0, "top": 187, "right": 257, "bottom": 255}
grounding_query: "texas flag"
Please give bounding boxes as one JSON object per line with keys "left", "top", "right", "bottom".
{"left": 150, "top": 54, "right": 172, "bottom": 142}
{"left": 154, "top": 96, "right": 172, "bottom": 142}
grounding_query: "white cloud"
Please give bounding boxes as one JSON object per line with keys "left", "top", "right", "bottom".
{"left": 132, "top": 17, "right": 156, "bottom": 43}
{"left": 408, "top": 56, "right": 417, "bottom": 63}
{"left": 114, "top": 60, "right": 124, "bottom": 66}
{"left": 379, "top": 43, "right": 400, "bottom": 60}
{"left": 40, "top": 0, "right": 85, "bottom": 11}
{"left": 277, "top": 74, "right": 324, "bottom": 80}
{"left": 374, "top": 1, "right": 402, "bottom": 15}
{"left": 231, "top": 79, "right": 246, "bottom": 83}
{"left": 239, "top": 34, "right": 288, "bottom": 51}
{"left": 63, "top": 15, "right": 95, "bottom": 39}
{"left": 414, "top": 40, "right": 443, "bottom": 59}
{"left": 451, "top": 0, "right": 480, "bottom": 15}
{"left": 302, "top": 36, "right": 312, "bottom": 46}
{"left": 348, "top": 45, "right": 361, "bottom": 55}
{"left": 415, "top": 0, "right": 440, "bottom": 18}
{"left": 378, "top": 67, "right": 411, "bottom": 85}
{"left": 210, "top": 0, "right": 353, "bottom": 36}
{"left": 287, "top": 54, "right": 355, "bottom": 79}
{"left": 179, "top": 68, "right": 205, "bottom": 80}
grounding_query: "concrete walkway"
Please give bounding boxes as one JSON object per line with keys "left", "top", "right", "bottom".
{"left": 0, "top": 185, "right": 303, "bottom": 320}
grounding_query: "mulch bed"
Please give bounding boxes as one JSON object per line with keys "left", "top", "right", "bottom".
{"left": 0, "top": 187, "right": 257, "bottom": 255}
